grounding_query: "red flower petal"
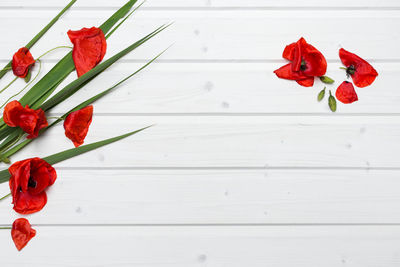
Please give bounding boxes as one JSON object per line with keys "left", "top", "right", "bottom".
{"left": 3, "top": 100, "right": 25, "bottom": 127}
{"left": 274, "top": 63, "right": 311, "bottom": 81}
{"left": 3, "top": 101, "right": 48, "bottom": 139}
{"left": 11, "top": 218, "right": 36, "bottom": 251}
{"left": 11, "top": 48, "right": 35, "bottom": 78}
{"left": 68, "top": 27, "right": 107, "bottom": 77}
{"left": 275, "top": 37, "right": 327, "bottom": 87}
{"left": 9, "top": 158, "right": 56, "bottom": 214}
{"left": 301, "top": 45, "right": 327, "bottom": 77}
{"left": 12, "top": 191, "right": 47, "bottom": 214}
{"left": 296, "top": 77, "right": 314, "bottom": 87}
{"left": 282, "top": 42, "right": 296, "bottom": 61}
{"left": 27, "top": 158, "right": 57, "bottom": 195}
{"left": 335, "top": 81, "right": 358, "bottom": 104}
{"left": 339, "top": 48, "right": 378, "bottom": 88}
{"left": 64, "top": 105, "right": 93, "bottom": 147}
{"left": 26, "top": 109, "right": 48, "bottom": 139}
{"left": 291, "top": 38, "right": 304, "bottom": 72}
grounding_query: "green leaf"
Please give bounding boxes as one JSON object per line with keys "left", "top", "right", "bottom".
{"left": 63, "top": 47, "right": 168, "bottom": 117}
{"left": 39, "top": 24, "right": 170, "bottom": 112}
{"left": 0, "top": 129, "right": 22, "bottom": 154}
{"left": 0, "top": 0, "right": 76, "bottom": 81}
{"left": 24, "top": 70, "right": 32, "bottom": 83}
{"left": 0, "top": 0, "right": 142, "bottom": 139}
{"left": 0, "top": 126, "right": 152, "bottom": 184}
{"left": 0, "top": 49, "right": 167, "bottom": 160}
{"left": 328, "top": 90, "right": 337, "bottom": 112}
{"left": 320, "top": 76, "right": 335, "bottom": 84}
{"left": 19, "top": 0, "right": 139, "bottom": 110}
{"left": 106, "top": 1, "right": 145, "bottom": 39}
{"left": 99, "top": 0, "right": 138, "bottom": 34}
{"left": 317, "top": 87, "right": 326, "bottom": 102}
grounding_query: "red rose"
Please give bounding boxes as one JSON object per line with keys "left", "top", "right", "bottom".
{"left": 339, "top": 48, "right": 378, "bottom": 88}
{"left": 68, "top": 27, "right": 107, "bottom": 77}
{"left": 64, "top": 105, "right": 93, "bottom": 147}
{"left": 9, "top": 158, "right": 57, "bottom": 214}
{"left": 11, "top": 218, "right": 36, "bottom": 251}
{"left": 274, "top": 37, "right": 327, "bottom": 87}
{"left": 3, "top": 100, "right": 48, "bottom": 139}
{"left": 336, "top": 81, "right": 358, "bottom": 104}
{"left": 11, "top": 47, "right": 35, "bottom": 78}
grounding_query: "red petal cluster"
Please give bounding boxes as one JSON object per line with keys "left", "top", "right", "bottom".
{"left": 64, "top": 105, "right": 93, "bottom": 147}
{"left": 11, "top": 47, "right": 35, "bottom": 78}
{"left": 68, "top": 27, "right": 107, "bottom": 77}
{"left": 335, "top": 81, "right": 358, "bottom": 104}
{"left": 274, "top": 37, "right": 327, "bottom": 87}
{"left": 8, "top": 158, "right": 57, "bottom": 214}
{"left": 3, "top": 101, "right": 48, "bottom": 139}
{"left": 11, "top": 218, "right": 36, "bottom": 251}
{"left": 339, "top": 48, "right": 378, "bottom": 88}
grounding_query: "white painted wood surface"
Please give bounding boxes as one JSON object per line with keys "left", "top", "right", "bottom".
{"left": 0, "top": 1, "right": 399, "bottom": 266}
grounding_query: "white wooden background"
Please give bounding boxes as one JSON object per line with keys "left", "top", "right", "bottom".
{"left": 0, "top": 0, "right": 400, "bottom": 266}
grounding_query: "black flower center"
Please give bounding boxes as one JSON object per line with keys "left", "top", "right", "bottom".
{"left": 28, "top": 177, "right": 37, "bottom": 188}
{"left": 300, "top": 59, "right": 307, "bottom": 71}
{"left": 346, "top": 65, "right": 356, "bottom": 76}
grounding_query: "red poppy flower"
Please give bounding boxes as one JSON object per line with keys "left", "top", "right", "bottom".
{"left": 336, "top": 81, "right": 358, "bottom": 104}
{"left": 11, "top": 218, "right": 36, "bottom": 251}
{"left": 274, "top": 37, "right": 327, "bottom": 87}
{"left": 3, "top": 100, "right": 48, "bottom": 139}
{"left": 12, "top": 47, "right": 35, "bottom": 78}
{"left": 64, "top": 105, "right": 93, "bottom": 147}
{"left": 8, "top": 157, "right": 57, "bottom": 214}
{"left": 68, "top": 27, "right": 107, "bottom": 77}
{"left": 339, "top": 48, "right": 378, "bottom": 88}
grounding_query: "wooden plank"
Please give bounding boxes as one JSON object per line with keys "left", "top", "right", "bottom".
{"left": 0, "top": 62, "right": 391, "bottom": 114}
{"left": 2, "top": 0, "right": 400, "bottom": 8}
{"left": 1, "top": 116, "right": 399, "bottom": 168}
{"left": 0, "top": 10, "right": 399, "bottom": 60}
{"left": 1, "top": 169, "right": 400, "bottom": 224}
{"left": 1, "top": 226, "right": 400, "bottom": 266}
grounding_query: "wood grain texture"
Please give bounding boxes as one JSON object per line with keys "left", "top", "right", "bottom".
{"left": 1, "top": 226, "right": 400, "bottom": 266}
{"left": 0, "top": 62, "right": 393, "bottom": 115}
{"left": 0, "top": 10, "right": 399, "bottom": 61}
{"left": 2, "top": 0, "right": 400, "bottom": 8}
{"left": 0, "top": 1, "right": 399, "bottom": 266}
{"left": 1, "top": 169, "right": 400, "bottom": 224}
{"left": 2, "top": 116, "right": 398, "bottom": 168}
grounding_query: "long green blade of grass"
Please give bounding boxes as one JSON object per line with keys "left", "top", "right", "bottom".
{"left": 0, "top": 126, "right": 151, "bottom": 184}
{"left": 19, "top": 0, "right": 139, "bottom": 108}
{"left": 0, "top": 0, "right": 140, "bottom": 139}
{"left": 39, "top": 24, "right": 170, "bottom": 112}
{"left": 0, "top": 0, "right": 77, "bottom": 81}
{"left": 0, "top": 49, "right": 167, "bottom": 160}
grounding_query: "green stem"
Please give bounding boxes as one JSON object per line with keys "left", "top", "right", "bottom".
{"left": 36, "top": 46, "right": 72, "bottom": 61}
{"left": 47, "top": 116, "right": 64, "bottom": 120}
{"left": 0, "top": 49, "right": 167, "bottom": 161}
{"left": 0, "top": 77, "right": 18, "bottom": 94}
{"left": 0, "top": 60, "right": 42, "bottom": 109}
{"left": 106, "top": 1, "right": 146, "bottom": 39}
{"left": 0, "top": 193, "right": 11, "bottom": 201}
{"left": 0, "top": 227, "right": 12, "bottom": 230}
{"left": 0, "top": 131, "right": 23, "bottom": 155}
{"left": 0, "top": 0, "right": 77, "bottom": 81}
{"left": 339, "top": 67, "right": 347, "bottom": 70}
{"left": 0, "top": 67, "right": 11, "bottom": 72}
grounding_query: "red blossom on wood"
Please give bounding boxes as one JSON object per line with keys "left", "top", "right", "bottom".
{"left": 64, "top": 105, "right": 93, "bottom": 147}
{"left": 11, "top": 47, "right": 35, "bottom": 78}
{"left": 68, "top": 27, "right": 107, "bottom": 77}
{"left": 11, "top": 218, "right": 36, "bottom": 251}
{"left": 8, "top": 158, "right": 57, "bottom": 214}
